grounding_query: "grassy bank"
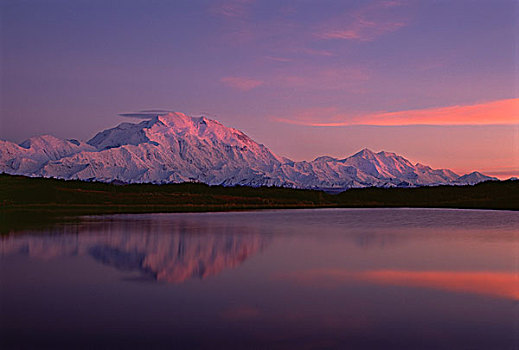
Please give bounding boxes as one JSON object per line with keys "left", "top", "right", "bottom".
{"left": 1, "top": 174, "right": 517, "bottom": 232}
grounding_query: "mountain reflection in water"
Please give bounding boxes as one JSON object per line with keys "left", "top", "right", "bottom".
{"left": 1, "top": 209, "right": 518, "bottom": 350}
{"left": 1, "top": 216, "right": 269, "bottom": 283}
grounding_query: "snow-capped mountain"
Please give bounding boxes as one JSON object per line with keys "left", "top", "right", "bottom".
{"left": 0, "top": 135, "right": 94, "bottom": 175}
{"left": 0, "top": 112, "right": 497, "bottom": 188}
{"left": 453, "top": 171, "right": 498, "bottom": 185}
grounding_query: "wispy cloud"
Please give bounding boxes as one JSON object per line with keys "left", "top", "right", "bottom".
{"left": 210, "top": 0, "right": 256, "bottom": 43}
{"left": 264, "top": 48, "right": 334, "bottom": 65}
{"left": 316, "top": 0, "right": 407, "bottom": 42}
{"left": 220, "top": 76, "right": 263, "bottom": 91}
{"left": 211, "top": 0, "right": 254, "bottom": 19}
{"left": 275, "top": 67, "right": 370, "bottom": 90}
{"left": 481, "top": 167, "right": 519, "bottom": 178}
{"left": 274, "top": 99, "right": 519, "bottom": 126}
{"left": 293, "top": 47, "right": 334, "bottom": 57}
{"left": 264, "top": 56, "right": 293, "bottom": 63}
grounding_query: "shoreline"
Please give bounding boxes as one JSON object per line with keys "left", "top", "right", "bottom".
{"left": 2, "top": 203, "right": 517, "bottom": 236}
{"left": 2, "top": 174, "right": 518, "bottom": 233}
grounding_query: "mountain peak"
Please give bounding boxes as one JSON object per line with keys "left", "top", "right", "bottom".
{"left": 460, "top": 171, "right": 488, "bottom": 178}
{"left": 19, "top": 134, "right": 64, "bottom": 149}
{"left": 352, "top": 149, "right": 403, "bottom": 160}
{"left": 313, "top": 155, "right": 338, "bottom": 162}
{"left": 466, "top": 171, "right": 484, "bottom": 176}
{"left": 156, "top": 112, "right": 189, "bottom": 123}
{"left": 454, "top": 171, "right": 498, "bottom": 184}
{"left": 353, "top": 148, "right": 376, "bottom": 157}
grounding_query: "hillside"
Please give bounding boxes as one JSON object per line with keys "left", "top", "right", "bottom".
{"left": 1, "top": 174, "right": 517, "bottom": 233}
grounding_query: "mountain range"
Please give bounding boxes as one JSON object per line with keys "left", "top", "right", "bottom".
{"left": 0, "top": 112, "right": 497, "bottom": 189}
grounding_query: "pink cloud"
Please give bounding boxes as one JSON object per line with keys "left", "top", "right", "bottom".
{"left": 316, "top": 0, "right": 408, "bottom": 41}
{"left": 320, "top": 21, "right": 406, "bottom": 41}
{"left": 482, "top": 168, "right": 519, "bottom": 178}
{"left": 274, "top": 98, "right": 519, "bottom": 126}
{"left": 265, "top": 56, "right": 293, "bottom": 63}
{"left": 222, "top": 67, "right": 369, "bottom": 93}
{"left": 220, "top": 76, "right": 263, "bottom": 91}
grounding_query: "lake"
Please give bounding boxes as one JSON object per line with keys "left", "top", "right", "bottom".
{"left": 1, "top": 208, "right": 518, "bottom": 349}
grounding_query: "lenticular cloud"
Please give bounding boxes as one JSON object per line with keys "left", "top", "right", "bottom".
{"left": 119, "top": 110, "right": 175, "bottom": 119}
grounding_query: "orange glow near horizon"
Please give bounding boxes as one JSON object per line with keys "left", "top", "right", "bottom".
{"left": 275, "top": 98, "right": 519, "bottom": 126}
{"left": 283, "top": 269, "right": 519, "bottom": 300}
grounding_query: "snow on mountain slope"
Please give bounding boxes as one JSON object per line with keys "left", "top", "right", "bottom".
{"left": 0, "top": 112, "right": 494, "bottom": 188}
{"left": 275, "top": 149, "right": 460, "bottom": 189}
{"left": 0, "top": 135, "right": 94, "bottom": 175}
{"left": 453, "top": 171, "right": 498, "bottom": 185}
{"left": 41, "top": 113, "right": 286, "bottom": 185}
{"left": 87, "top": 119, "right": 156, "bottom": 150}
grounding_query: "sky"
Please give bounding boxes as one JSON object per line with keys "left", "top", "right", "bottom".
{"left": 1, "top": 0, "right": 517, "bottom": 178}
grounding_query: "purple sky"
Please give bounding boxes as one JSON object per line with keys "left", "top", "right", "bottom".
{"left": 1, "top": 0, "right": 517, "bottom": 177}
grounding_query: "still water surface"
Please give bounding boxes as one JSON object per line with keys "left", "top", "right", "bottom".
{"left": 1, "top": 209, "right": 518, "bottom": 349}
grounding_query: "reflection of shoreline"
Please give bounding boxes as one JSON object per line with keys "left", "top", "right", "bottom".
{"left": 0, "top": 219, "right": 269, "bottom": 283}
{"left": 282, "top": 269, "right": 519, "bottom": 300}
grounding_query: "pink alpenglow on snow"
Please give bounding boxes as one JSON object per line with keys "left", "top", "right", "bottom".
{"left": 0, "top": 112, "right": 498, "bottom": 187}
